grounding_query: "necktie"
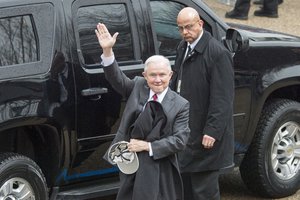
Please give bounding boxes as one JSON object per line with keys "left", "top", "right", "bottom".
{"left": 152, "top": 94, "right": 158, "bottom": 101}
{"left": 184, "top": 45, "right": 192, "bottom": 59}
{"left": 188, "top": 45, "right": 192, "bottom": 54}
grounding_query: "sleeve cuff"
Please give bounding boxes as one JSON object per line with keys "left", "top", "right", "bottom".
{"left": 101, "top": 53, "right": 115, "bottom": 66}
{"left": 148, "top": 142, "right": 153, "bottom": 157}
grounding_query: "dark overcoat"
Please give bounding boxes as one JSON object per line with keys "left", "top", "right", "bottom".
{"left": 172, "top": 30, "right": 235, "bottom": 172}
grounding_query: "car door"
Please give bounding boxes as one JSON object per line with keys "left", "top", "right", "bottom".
{"left": 61, "top": 0, "right": 149, "bottom": 183}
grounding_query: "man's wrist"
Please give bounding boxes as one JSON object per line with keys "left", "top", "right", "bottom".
{"left": 102, "top": 48, "right": 113, "bottom": 57}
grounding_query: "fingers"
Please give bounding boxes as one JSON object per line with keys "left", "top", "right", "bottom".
{"left": 127, "top": 139, "right": 137, "bottom": 152}
{"left": 95, "top": 23, "right": 108, "bottom": 39}
{"left": 95, "top": 23, "right": 119, "bottom": 53}
{"left": 95, "top": 23, "right": 118, "bottom": 41}
{"left": 101, "top": 23, "right": 109, "bottom": 33}
{"left": 112, "top": 32, "right": 119, "bottom": 40}
{"left": 128, "top": 139, "right": 147, "bottom": 152}
{"left": 202, "top": 135, "right": 215, "bottom": 149}
{"left": 96, "top": 23, "right": 107, "bottom": 34}
{"left": 95, "top": 29, "right": 100, "bottom": 40}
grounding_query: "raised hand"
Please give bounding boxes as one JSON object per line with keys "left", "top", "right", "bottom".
{"left": 95, "top": 23, "right": 119, "bottom": 57}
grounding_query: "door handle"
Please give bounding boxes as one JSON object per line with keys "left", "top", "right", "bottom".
{"left": 81, "top": 87, "right": 108, "bottom": 96}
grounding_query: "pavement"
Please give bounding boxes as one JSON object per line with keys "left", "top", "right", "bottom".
{"left": 219, "top": 168, "right": 300, "bottom": 200}
{"left": 204, "top": 0, "right": 300, "bottom": 37}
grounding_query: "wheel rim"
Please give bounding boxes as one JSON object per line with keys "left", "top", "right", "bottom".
{"left": 271, "top": 121, "right": 300, "bottom": 180}
{"left": 0, "top": 177, "right": 35, "bottom": 200}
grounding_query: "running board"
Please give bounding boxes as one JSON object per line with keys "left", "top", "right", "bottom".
{"left": 53, "top": 178, "right": 119, "bottom": 200}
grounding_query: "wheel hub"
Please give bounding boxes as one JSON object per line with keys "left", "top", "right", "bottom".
{"left": 271, "top": 121, "right": 300, "bottom": 180}
{"left": 278, "top": 138, "right": 295, "bottom": 163}
{"left": 0, "top": 178, "right": 35, "bottom": 200}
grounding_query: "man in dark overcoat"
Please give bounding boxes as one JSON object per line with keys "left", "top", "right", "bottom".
{"left": 96, "top": 23, "right": 190, "bottom": 200}
{"left": 172, "top": 7, "right": 235, "bottom": 200}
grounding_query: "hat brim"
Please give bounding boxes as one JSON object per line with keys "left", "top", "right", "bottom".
{"left": 117, "top": 151, "right": 139, "bottom": 174}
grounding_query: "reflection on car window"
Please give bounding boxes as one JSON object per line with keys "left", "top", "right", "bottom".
{"left": 150, "top": 1, "right": 184, "bottom": 56}
{"left": 77, "top": 4, "right": 133, "bottom": 64}
{"left": 0, "top": 15, "right": 37, "bottom": 67}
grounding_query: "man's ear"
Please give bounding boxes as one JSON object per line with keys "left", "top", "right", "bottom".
{"left": 142, "top": 71, "right": 146, "bottom": 78}
{"left": 199, "top": 19, "right": 204, "bottom": 28}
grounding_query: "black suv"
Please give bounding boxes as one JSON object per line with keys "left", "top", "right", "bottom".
{"left": 0, "top": 0, "right": 299, "bottom": 199}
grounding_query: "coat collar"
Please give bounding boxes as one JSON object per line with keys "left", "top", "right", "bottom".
{"left": 178, "top": 30, "right": 212, "bottom": 58}
{"left": 193, "top": 30, "right": 211, "bottom": 54}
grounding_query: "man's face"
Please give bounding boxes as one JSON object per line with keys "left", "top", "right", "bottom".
{"left": 177, "top": 16, "right": 203, "bottom": 43}
{"left": 143, "top": 63, "right": 173, "bottom": 94}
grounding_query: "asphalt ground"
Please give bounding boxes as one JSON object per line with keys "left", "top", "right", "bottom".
{"left": 92, "top": 1, "right": 300, "bottom": 199}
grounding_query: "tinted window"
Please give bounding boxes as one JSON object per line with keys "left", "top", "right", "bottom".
{"left": 0, "top": 15, "right": 37, "bottom": 66}
{"left": 77, "top": 4, "right": 133, "bottom": 64}
{"left": 150, "top": 1, "right": 184, "bottom": 56}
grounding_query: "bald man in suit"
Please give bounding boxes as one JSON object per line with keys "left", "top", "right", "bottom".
{"left": 95, "top": 23, "right": 190, "bottom": 200}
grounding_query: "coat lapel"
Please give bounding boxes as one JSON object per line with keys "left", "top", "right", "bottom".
{"left": 162, "top": 88, "right": 175, "bottom": 114}
{"left": 137, "top": 83, "right": 149, "bottom": 114}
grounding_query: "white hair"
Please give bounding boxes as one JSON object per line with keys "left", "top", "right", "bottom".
{"left": 144, "top": 55, "right": 171, "bottom": 72}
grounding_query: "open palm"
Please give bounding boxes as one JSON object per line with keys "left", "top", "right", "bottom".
{"left": 95, "top": 23, "right": 118, "bottom": 49}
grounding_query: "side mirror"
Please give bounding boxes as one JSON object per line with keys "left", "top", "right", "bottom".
{"left": 224, "top": 28, "right": 249, "bottom": 53}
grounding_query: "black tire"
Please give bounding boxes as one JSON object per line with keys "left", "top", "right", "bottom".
{"left": 240, "top": 99, "right": 300, "bottom": 198}
{"left": 0, "top": 153, "right": 48, "bottom": 199}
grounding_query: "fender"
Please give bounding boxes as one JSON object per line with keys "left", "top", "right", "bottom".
{"left": 243, "top": 64, "right": 300, "bottom": 145}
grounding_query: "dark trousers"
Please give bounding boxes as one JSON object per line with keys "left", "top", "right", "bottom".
{"left": 233, "top": 0, "right": 251, "bottom": 16}
{"left": 263, "top": 0, "right": 278, "bottom": 13}
{"left": 182, "top": 170, "right": 220, "bottom": 200}
{"left": 233, "top": 0, "right": 278, "bottom": 15}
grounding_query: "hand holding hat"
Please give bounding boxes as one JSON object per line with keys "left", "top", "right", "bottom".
{"left": 108, "top": 141, "right": 139, "bottom": 174}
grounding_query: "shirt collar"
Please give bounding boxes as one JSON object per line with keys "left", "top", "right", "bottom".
{"left": 148, "top": 87, "right": 168, "bottom": 103}
{"left": 188, "top": 30, "right": 203, "bottom": 50}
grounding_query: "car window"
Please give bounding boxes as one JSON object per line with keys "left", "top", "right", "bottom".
{"left": 149, "top": 1, "right": 184, "bottom": 56}
{"left": 77, "top": 4, "right": 133, "bottom": 64}
{"left": 0, "top": 3, "right": 54, "bottom": 80}
{"left": 0, "top": 15, "right": 37, "bottom": 66}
